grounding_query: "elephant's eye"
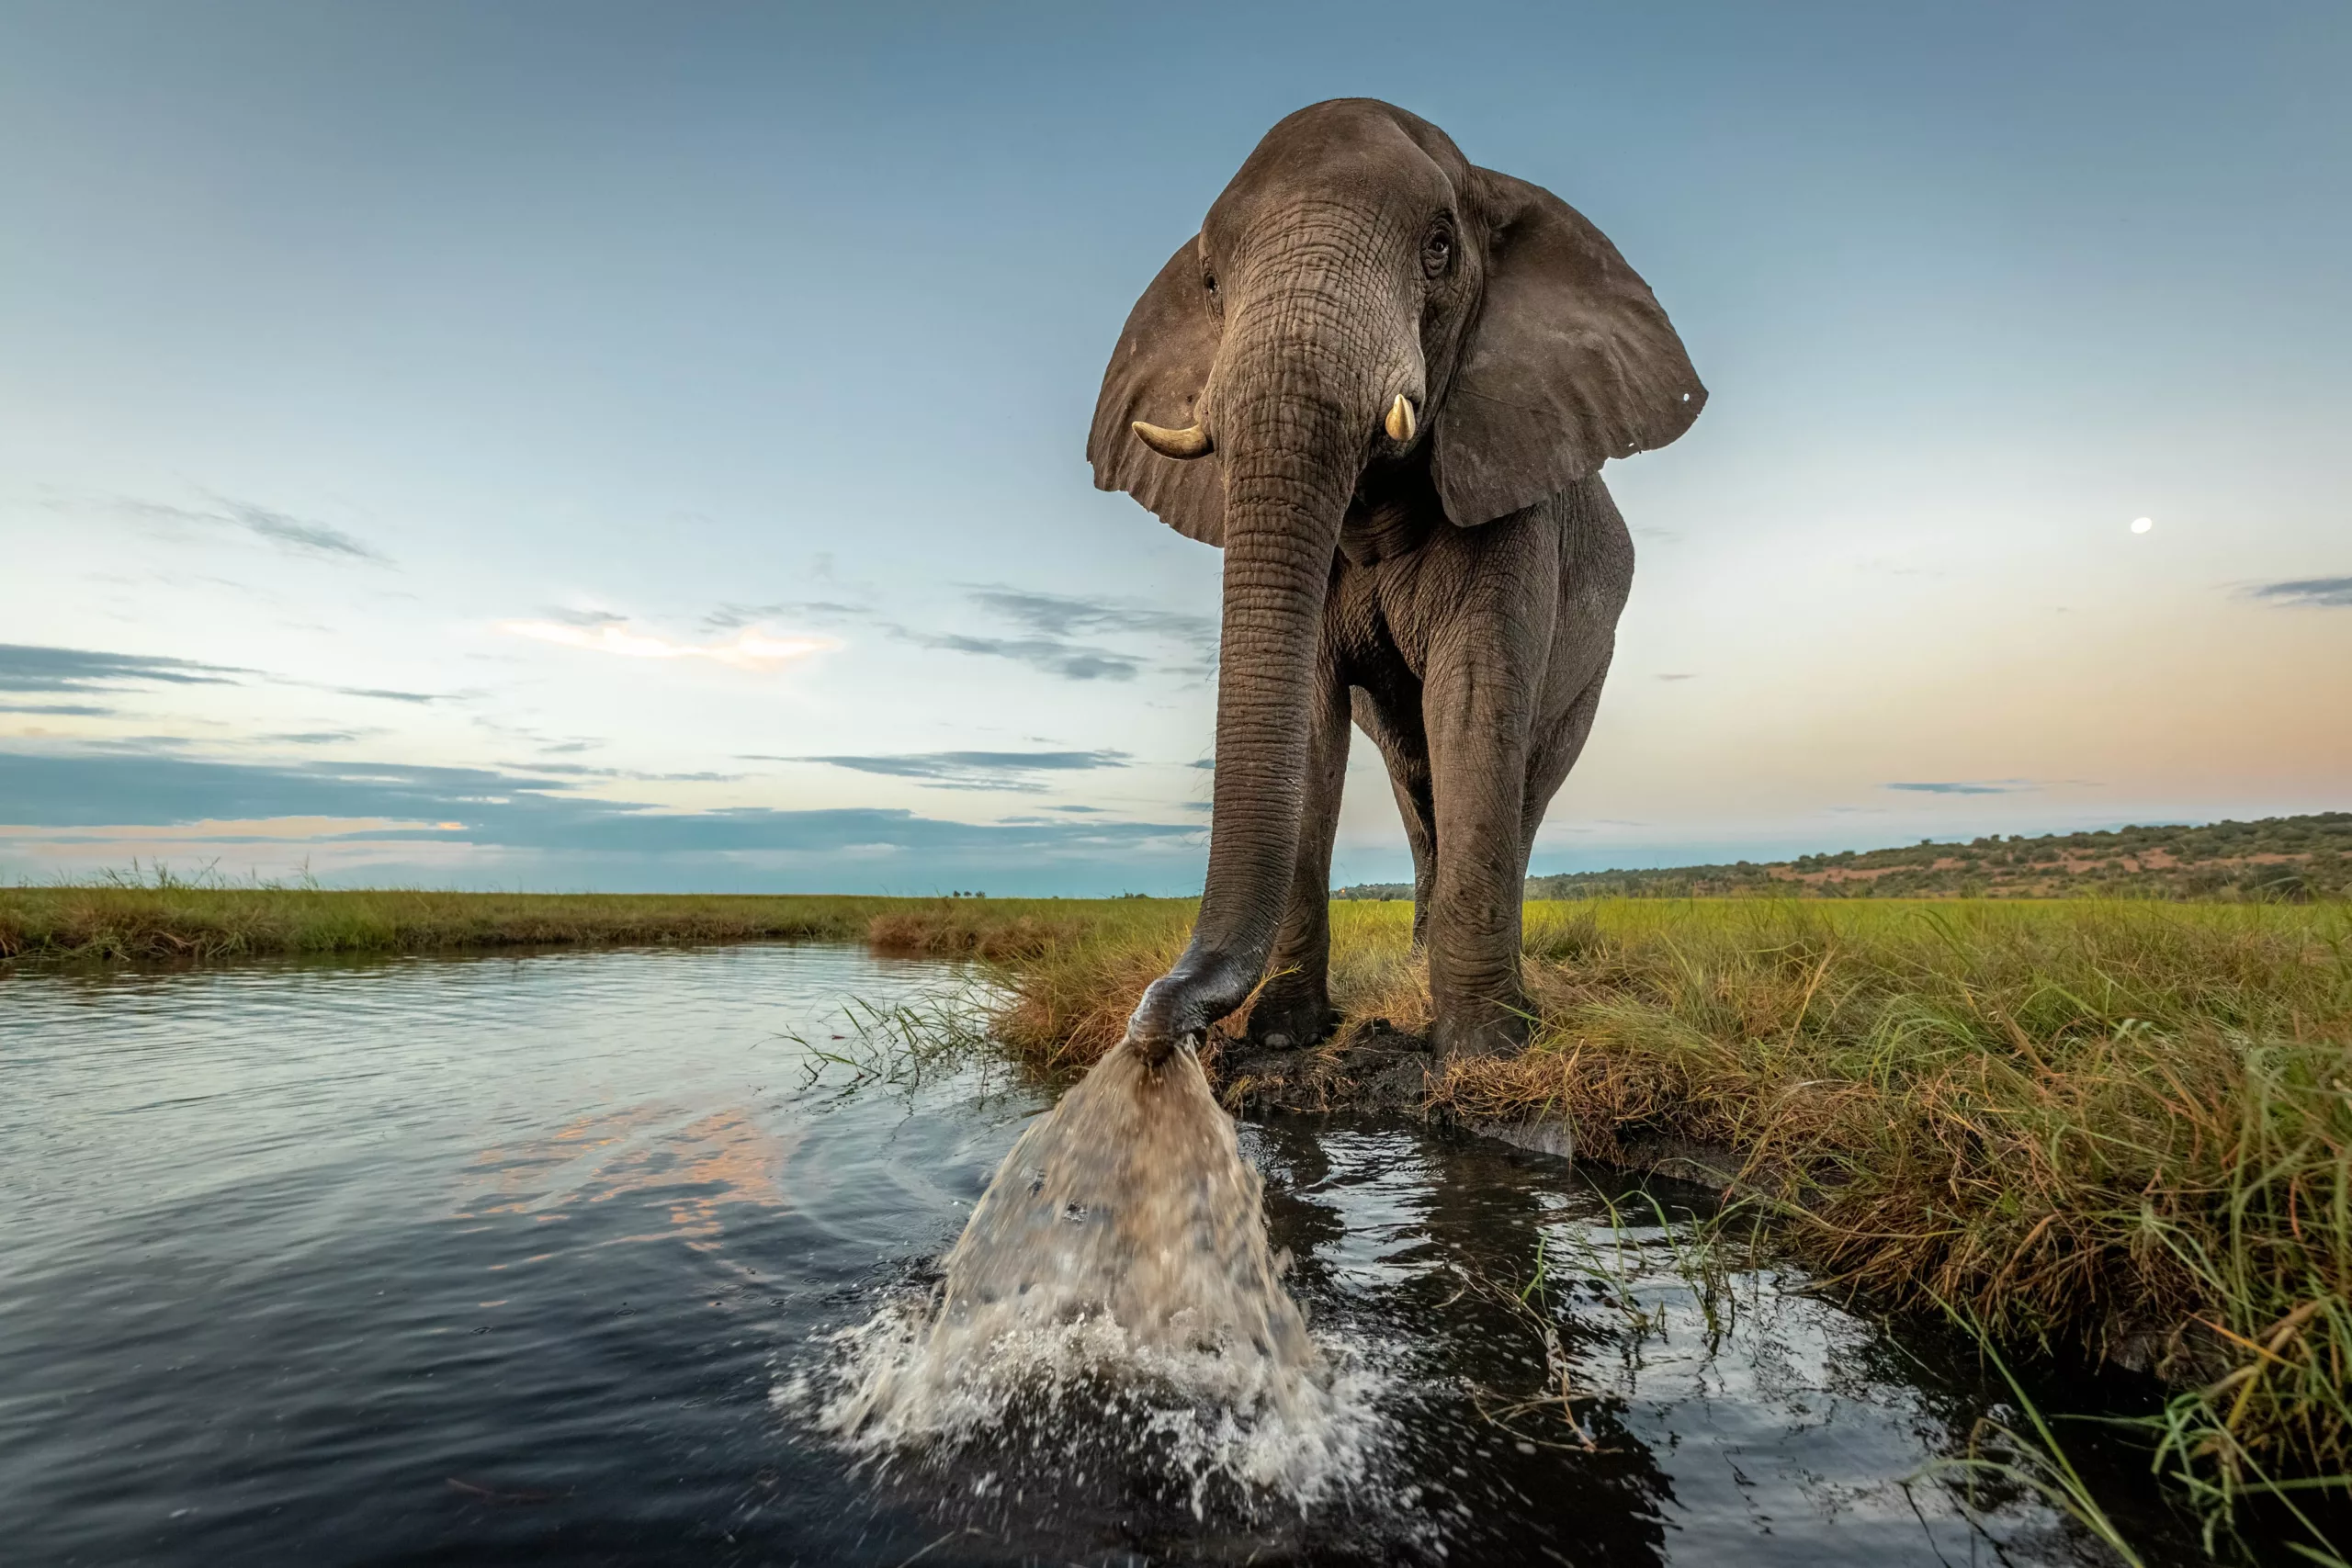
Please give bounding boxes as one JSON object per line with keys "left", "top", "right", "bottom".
{"left": 1203, "top": 271, "right": 1218, "bottom": 299}
{"left": 1421, "top": 228, "right": 1453, "bottom": 278}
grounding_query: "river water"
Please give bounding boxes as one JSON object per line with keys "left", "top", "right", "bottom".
{"left": 0, "top": 942, "right": 2256, "bottom": 1565}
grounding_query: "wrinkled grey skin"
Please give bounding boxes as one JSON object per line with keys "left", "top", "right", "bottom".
{"left": 1089, "top": 99, "right": 1703, "bottom": 1063}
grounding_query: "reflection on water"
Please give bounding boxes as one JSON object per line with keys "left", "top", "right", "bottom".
{"left": 0, "top": 943, "right": 2260, "bottom": 1565}
{"left": 461, "top": 1103, "right": 801, "bottom": 1248}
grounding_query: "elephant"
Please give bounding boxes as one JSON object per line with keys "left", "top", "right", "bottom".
{"left": 1089, "top": 99, "right": 1703, "bottom": 1064}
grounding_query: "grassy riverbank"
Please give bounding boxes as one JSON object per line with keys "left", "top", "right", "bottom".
{"left": 8, "top": 883, "right": 2347, "bottom": 1497}
{"left": 0, "top": 882, "right": 1186, "bottom": 967}
{"left": 944, "top": 895, "right": 2352, "bottom": 1495}
{"left": 0, "top": 885, "right": 878, "bottom": 961}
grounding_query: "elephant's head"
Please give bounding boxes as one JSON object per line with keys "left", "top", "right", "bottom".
{"left": 1088, "top": 99, "right": 1702, "bottom": 1058}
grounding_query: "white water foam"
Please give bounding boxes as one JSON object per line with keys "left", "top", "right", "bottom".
{"left": 787, "top": 1041, "right": 1394, "bottom": 1517}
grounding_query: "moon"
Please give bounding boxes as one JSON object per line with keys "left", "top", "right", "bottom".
{"left": 2131, "top": 516, "right": 2154, "bottom": 535}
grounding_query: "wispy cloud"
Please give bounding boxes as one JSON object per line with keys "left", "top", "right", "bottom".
{"left": 0, "top": 642, "right": 456, "bottom": 712}
{"left": 257, "top": 730, "right": 368, "bottom": 745}
{"left": 498, "top": 619, "right": 838, "bottom": 671}
{"left": 1, "top": 701, "right": 116, "bottom": 716}
{"left": 218, "top": 500, "right": 389, "bottom": 562}
{"left": 0, "top": 643, "right": 254, "bottom": 694}
{"left": 114, "top": 495, "right": 391, "bottom": 564}
{"left": 897, "top": 631, "right": 1142, "bottom": 681}
{"left": 738, "top": 581, "right": 1214, "bottom": 683}
{"left": 1883, "top": 779, "right": 2039, "bottom": 795}
{"left": 964, "top": 586, "right": 1215, "bottom": 644}
{"left": 0, "top": 749, "right": 1196, "bottom": 860}
{"left": 535, "top": 604, "right": 633, "bottom": 627}
{"left": 503, "top": 760, "right": 744, "bottom": 783}
{"left": 1656, "top": 672, "right": 1698, "bottom": 682}
{"left": 2247, "top": 576, "right": 2352, "bottom": 609}
{"left": 775, "top": 748, "right": 1131, "bottom": 793}
{"left": 703, "top": 599, "right": 872, "bottom": 630}
{"left": 887, "top": 584, "right": 1216, "bottom": 682}
{"left": 328, "top": 685, "right": 448, "bottom": 704}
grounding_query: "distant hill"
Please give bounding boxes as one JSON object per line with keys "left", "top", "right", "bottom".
{"left": 1333, "top": 812, "right": 2352, "bottom": 902}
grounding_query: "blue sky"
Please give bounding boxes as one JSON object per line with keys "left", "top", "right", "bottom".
{"left": 3, "top": 1, "right": 2346, "bottom": 893}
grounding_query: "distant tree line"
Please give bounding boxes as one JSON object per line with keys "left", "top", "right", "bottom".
{"left": 1331, "top": 812, "right": 2352, "bottom": 902}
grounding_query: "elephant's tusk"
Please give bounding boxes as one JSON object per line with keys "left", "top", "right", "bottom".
{"left": 1132, "top": 420, "right": 1213, "bottom": 460}
{"left": 1384, "top": 394, "right": 1418, "bottom": 443}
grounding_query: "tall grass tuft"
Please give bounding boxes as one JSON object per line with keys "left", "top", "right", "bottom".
{"left": 1919, "top": 1301, "right": 2153, "bottom": 1568}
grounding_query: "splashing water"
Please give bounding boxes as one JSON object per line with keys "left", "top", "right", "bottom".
{"left": 806, "top": 1042, "right": 1390, "bottom": 1515}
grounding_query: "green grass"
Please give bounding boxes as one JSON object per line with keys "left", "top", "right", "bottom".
{"left": 0, "top": 877, "right": 1182, "bottom": 964}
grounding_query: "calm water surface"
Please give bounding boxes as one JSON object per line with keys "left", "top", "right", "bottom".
{"left": 0, "top": 944, "right": 2245, "bottom": 1564}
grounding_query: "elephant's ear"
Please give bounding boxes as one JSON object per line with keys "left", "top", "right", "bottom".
{"left": 1088, "top": 236, "right": 1225, "bottom": 547}
{"left": 1433, "top": 169, "right": 1705, "bottom": 528}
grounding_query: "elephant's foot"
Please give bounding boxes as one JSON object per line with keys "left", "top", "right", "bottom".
{"left": 1242, "top": 975, "right": 1340, "bottom": 1052}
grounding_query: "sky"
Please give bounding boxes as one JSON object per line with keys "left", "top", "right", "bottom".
{"left": 2, "top": 0, "right": 2346, "bottom": 895}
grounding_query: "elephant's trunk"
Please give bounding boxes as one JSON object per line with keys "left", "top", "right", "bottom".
{"left": 1127, "top": 280, "right": 1392, "bottom": 1059}
{"left": 1192, "top": 392, "right": 1354, "bottom": 955}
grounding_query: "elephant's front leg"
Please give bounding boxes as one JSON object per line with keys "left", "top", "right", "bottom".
{"left": 1422, "top": 635, "right": 1535, "bottom": 1060}
{"left": 1245, "top": 651, "right": 1351, "bottom": 1050}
